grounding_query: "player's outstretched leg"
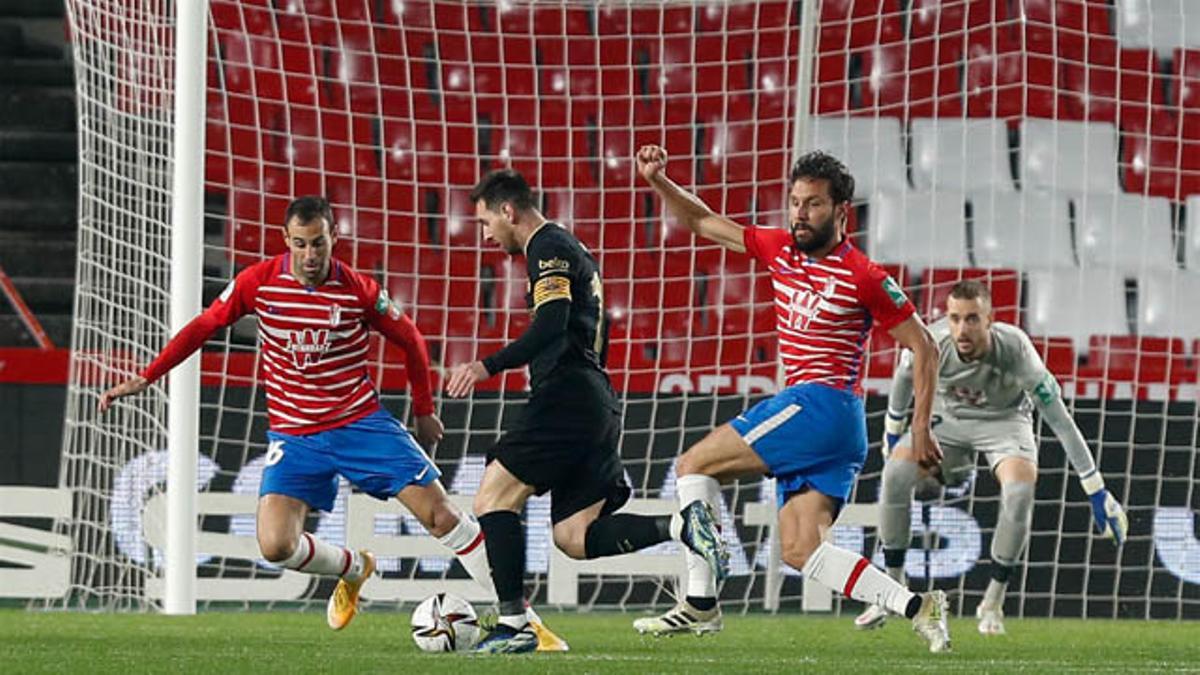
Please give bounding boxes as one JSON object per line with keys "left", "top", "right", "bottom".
{"left": 326, "top": 549, "right": 377, "bottom": 630}
{"left": 802, "top": 541, "right": 951, "bottom": 653}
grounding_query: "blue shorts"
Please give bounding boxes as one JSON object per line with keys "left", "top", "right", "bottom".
{"left": 729, "top": 383, "right": 867, "bottom": 508}
{"left": 261, "top": 408, "right": 441, "bottom": 512}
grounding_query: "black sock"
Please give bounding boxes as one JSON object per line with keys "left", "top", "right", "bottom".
{"left": 478, "top": 510, "right": 525, "bottom": 617}
{"left": 584, "top": 514, "right": 672, "bottom": 559}
{"left": 687, "top": 595, "right": 717, "bottom": 611}
{"left": 991, "top": 561, "right": 1014, "bottom": 584}
{"left": 904, "top": 594, "right": 922, "bottom": 619}
{"left": 883, "top": 548, "right": 907, "bottom": 570}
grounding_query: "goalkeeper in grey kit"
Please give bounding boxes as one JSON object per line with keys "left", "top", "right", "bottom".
{"left": 855, "top": 280, "right": 1128, "bottom": 636}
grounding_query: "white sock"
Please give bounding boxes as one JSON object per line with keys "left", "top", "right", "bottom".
{"left": 802, "top": 541, "right": 916, "bottom": 617}
{"left": 982, "top": 579, "right": 1007, "bottom": 609}
{"left": 438, "top": 514, "right": 495, "bottom": 599}
{"left": 280, "top": 532, "right": 356, "bottom": 578}
{"left": 499, "top": 613, "right": 528, "bottom": 630}
{"left": 676, "top": 474, "right": 721, "bottom": 599}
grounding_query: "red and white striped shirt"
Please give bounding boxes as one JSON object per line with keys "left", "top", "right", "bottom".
{"left": 141, "top": 255, "right": 434, "bottom": 434}
{"left": 743, "top": 228, "right": 915, "bottom": 396}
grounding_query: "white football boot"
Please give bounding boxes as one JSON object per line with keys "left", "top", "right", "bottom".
{"left": 911, "top": 590, "right": 952, "bottom": 653}
{"left": 976, "top": 602, "right": 1006, "bottom": 636}
{"left": 853, "top": 603, "right": 889, "bottom": 630}
{"left": 632, "top": 601, "right": 723, "bottom": 637}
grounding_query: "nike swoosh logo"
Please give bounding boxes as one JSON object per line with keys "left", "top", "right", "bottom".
{"left": 414, "top": 465, "right": 430, "bottom": 481}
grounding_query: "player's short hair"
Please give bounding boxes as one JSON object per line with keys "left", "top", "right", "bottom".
{"left": 789, "top": 150, "right": 855, "bottom": 204}
{"left": 470, "top": 168, "right": 537, "bottom": 212}
{"left": 283, "top": 195, "right": 334, "bottom": 231}
{"left": 949, "top": 279, "right": 992, "bottom": 306}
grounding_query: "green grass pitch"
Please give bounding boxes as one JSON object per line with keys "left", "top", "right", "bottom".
{"left": 1, "top": 609, "right": 1194, "bottom": 673}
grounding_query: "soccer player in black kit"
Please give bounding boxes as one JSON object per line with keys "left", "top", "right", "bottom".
{"left": 446, "top": 169, "right": 724, "bottom": 654}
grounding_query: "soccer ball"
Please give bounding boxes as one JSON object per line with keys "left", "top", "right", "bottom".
{"left": 410, "top": 592, "right": 483, "bottom": 652}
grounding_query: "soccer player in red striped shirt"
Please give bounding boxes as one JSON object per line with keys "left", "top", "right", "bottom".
{"left": 98, "top": 196, "right": 493, "bottom": 629}
{"left": 636, "top": 146, "right": 951, "bottom": 652}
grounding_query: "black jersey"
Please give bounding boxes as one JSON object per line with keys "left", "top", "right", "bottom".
{"left": 521, "top": 222, "right": 608, "bottom": 388}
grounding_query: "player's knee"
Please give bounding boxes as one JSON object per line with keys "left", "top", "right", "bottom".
{"left": 257, "top": 533, "right": 296, "bottom": 563}
{"left": 781, "top": 539, "right": 818, "bottom": 571}
{"left": 553, "top": 529, "right": 587, "bottom": 560}
{"left": 1000, "top": 480, "right": 1035, "bottom": 522}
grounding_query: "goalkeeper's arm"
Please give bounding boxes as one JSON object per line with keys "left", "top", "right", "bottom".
{"left": 1031, "top": 372, "right": 1128, "bottom": 545}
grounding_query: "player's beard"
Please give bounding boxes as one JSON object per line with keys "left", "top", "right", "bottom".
{"left": 790, "top": 214, "right": 836, "bottom": 253}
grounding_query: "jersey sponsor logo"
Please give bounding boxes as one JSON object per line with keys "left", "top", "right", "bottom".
{"left": 288, "top": 328, "right": 331, "bottom": 369}
{"left": 538, "top": 257, "right": 570, "bottom": 272}
{"left": 218, "top": 279, "right": 236, "bottom": 304}
{"left": 882, "top": 276, "right": 908, "bottom": 307}
{"left": 786, "top": 287, "right": 823, "bottom": 331}
{"left": 950, "top": 386, "right": 988, "bottom": 406}
{"left": 533, "top": 275, "right": 572, "bottom": 308}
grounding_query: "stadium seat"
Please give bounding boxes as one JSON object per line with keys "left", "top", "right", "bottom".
{"left": 1019, "top": 119, "right": 1120, "bottom": 194}
{"left": 910, "top": 118, "right": 1014, "bottom": 193}
{"left": 1076, "top": 193, "right": 1176, "bottom": 273}
{"left": 866, "top": 190, "right": 969, "bottom": 269}
{"left": 1187, "top": 195, "right": 1200, "bottom": 269}
{"left": 1137, "top": 270, "right": 1200, "bottom": 338}
{"left": 1120, "top": 125, "right": 1200, "bottom": 201}
{"left": 918, "top": 268, "right": 1020, "bottom": 325}
{"left": 1115, "top": 0, "right": 1200, "bottom": 52}
{"left": 1081, "top": 335, "right": 1189, "bottom": 386}
{"left": 973, "top": 192, "right": 1076, "bottom": 269}
{"left": 1060, "top": 47, "right": 1159, "bottom": 128}
{"left": 807, "top": 116, "right": 907, "bottom": 195}
{"left": 1024, "top": 269, "right": 1130, "bottom": 352}
{"left": 1030, "top": 335, "right": 1079, "bottom": 378}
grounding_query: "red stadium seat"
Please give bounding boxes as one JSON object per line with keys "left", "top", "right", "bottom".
{"left": 1030, "top": 336, "right": 1078, "bottom": 378}
{"left": 1081, "top": 336, "right": 1189, "bottom": 385}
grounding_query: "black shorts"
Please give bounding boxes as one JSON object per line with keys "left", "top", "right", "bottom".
{"left": 487, "top": 369, "right": 631, "bottom": 524}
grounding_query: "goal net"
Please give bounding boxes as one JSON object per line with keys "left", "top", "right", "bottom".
{"left": 54, "top": 0, "right": 1200, "bottom": 620}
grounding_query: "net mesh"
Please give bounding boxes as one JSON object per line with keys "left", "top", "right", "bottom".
{"left": 53, "top": 0, "right": 1200, "bottom": 619}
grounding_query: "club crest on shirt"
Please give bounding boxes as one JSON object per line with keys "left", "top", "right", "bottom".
{"left": 328, "top": 304, "right": 342, "bottom": 327}
{"left": 288, "top": 328, "right": 331, "bottom": 369}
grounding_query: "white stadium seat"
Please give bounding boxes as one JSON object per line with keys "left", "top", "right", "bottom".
{"left": 1137, "top": 271, "right": 1200, "bottom": 338}
{"left": 1025, "top": 269, "right": 1130, "bottom": 353}
{"left": 807, "top": 116, "right": 907, "bottom": 197}
{"left": 1116, "top": 0, "right": 1200, "bottom": 52}
{"left": 1019, "top": 119, "right": 1119, "bottom": 195}
{"left": 867, "top": 190, "right": 968, "bottom": 269}
{"left": 910, "top": 118, "right": 1014, "bottom": 193}
{"left": 1077, "top": 193, "right": 1176, "bottom": 273}
{"left": 973, "top": 192, "right": 1075, "bottom": 269}
{"left": 1186, "top": 195, "right": 1200, "bottom": 270}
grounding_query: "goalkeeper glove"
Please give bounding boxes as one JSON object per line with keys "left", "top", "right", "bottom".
{"left": 1081, "top": 472, "right": 1127, "bottom": 546}
{"left": 883, "top": 412, "right": 907, "bottom": 459}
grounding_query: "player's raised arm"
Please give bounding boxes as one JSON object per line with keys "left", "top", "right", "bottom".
{"left": 364, "top": 286, "right": 442, "bottom": 449}
{"left": 889, "top": 316, "right": 942, "bottom": 468}
{"left": 98, "top": 272, "right": 253, "bottom": 413}
{"left": 1016, "top": 336, "right": 1128, "bottom": 544}
{"left": 636, "top": 144, "right": 746, "bottom": 252}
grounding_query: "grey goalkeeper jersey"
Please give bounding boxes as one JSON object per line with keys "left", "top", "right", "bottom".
{"left": 889, "top": 318, "right": 1098, "bottom": 478}
{"left": 891, "top": 319, "right": 1056, "bottom": 422}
